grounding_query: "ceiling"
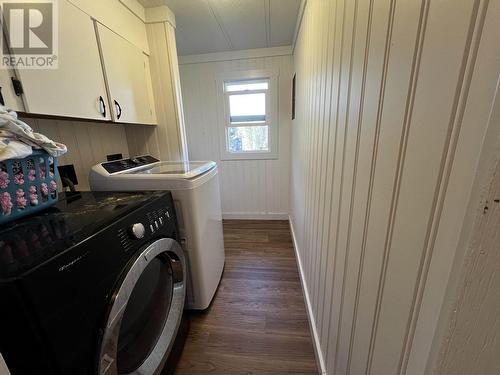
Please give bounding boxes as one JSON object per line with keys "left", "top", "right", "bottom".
{"left": 139, "top": 0, "right": 301, "bottom": 56}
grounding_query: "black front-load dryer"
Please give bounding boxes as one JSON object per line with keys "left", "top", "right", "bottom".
{"left": 0, "top": 191, "right": 186, "bottom": 375}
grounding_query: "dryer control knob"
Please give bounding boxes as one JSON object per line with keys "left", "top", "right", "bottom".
{"left": 130, "top": 223, "right": 145, "bottom": 239}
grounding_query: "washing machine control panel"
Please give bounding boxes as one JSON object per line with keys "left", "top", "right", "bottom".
{"left": 102, "top": 155, "right": 159, "bottom": 174}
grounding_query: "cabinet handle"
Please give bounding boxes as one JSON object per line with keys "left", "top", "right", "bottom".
{"left": 114, "top": 100, "right": 122, "bottom": 120}
{"left": 99, "top": 96, "right": 106, "bottom": 118}
{"left": 11, "top": 78, "right": 23, "bottom": 96}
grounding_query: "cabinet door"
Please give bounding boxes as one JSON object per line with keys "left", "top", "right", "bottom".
{"left": 96, "top": 23, "right": 157, "bottom": 125}
{"left": 14, "top": 0, "right": 110, "bottom": 120}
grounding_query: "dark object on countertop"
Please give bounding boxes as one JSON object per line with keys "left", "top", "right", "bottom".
{"left": 57, "top": 164, "right": 78, "bottom": 191}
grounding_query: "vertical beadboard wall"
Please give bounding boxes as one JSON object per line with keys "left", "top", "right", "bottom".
{"left": 179, "top": 52, "right": 292, "bottom": 219}
{"left": 126, "top": 20, "right": 189, "bottom": 163}
{"left": 21, "top": 117, "right": 130, "bottom": 191}
{"left": 290, "top": 0, "right": 500, "bottom": 374}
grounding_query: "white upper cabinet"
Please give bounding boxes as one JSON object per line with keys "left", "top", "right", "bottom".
{"left": 96, "top": 23, "right": 157, "bottom": 125}
{"left": 15, "top": 0, "right": 110, "bottom": 120}
{"left": 67, "top": 0, "right": 149, "bottom": 54}
{"left": 2, "top": 0, "right": 158, "bottom": 125}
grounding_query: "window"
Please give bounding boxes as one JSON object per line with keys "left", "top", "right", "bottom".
{"left": 217, "top": 70, "right": 279, "bottom": 160}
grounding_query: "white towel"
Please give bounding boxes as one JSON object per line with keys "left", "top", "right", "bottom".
{"left": 0, "top": 106, "right": 67, "bottom": 162}
{"left": 0, "top": 131, "right": 33, "bottom": 160}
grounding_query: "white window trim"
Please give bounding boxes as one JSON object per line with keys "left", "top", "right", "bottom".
{"left": 216, "top": 69, "right": 279, "bottom": 160}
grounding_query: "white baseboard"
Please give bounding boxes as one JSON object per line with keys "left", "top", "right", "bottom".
{"left": 289, "top": 216, "right": 327, "bottom": 375}
{"left": 222, "top": 212, "right": 289, "bottom": 220}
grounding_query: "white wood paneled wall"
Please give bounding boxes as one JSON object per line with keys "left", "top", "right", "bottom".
{"left": 126, "top": 20, "right": 189, "bottom": 163}
{"left": 290, "top": 0, "right": 500, "bottom": 374}
{"left": 179, "top": 52, "right": 292, "bottom": 219}
{"left": 21, "top": 118, "right": 130, "bottom": 191}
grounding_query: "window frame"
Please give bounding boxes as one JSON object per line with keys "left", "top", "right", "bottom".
{"left": 216, "top": 69, "right": 279, "bottom": 160}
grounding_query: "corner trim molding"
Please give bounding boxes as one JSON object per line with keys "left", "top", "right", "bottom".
{"left": 119, "top": 0, "right": 146, "bottom": 22}
{"left": 145, "top": 5, "right": 176, "bottom": 28}
{"left": 292, "top": 0, "right": 308, "bottom": 54}
{"left": 178, "top": 45, "right": 293, "bottom": 65}
{"left": 289, "top": 216, "right": 327, "bottom": 375}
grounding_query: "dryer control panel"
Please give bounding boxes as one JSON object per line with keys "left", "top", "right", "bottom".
{"left": 147, "top": 206, "right": 173, "bottom": 234}
{"left": 116, "top": 195, "right": 177, "bottom": 253}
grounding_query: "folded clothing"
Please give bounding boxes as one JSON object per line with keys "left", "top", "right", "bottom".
{"left": 0, "top": 106, "right": 67, "bottom": 161}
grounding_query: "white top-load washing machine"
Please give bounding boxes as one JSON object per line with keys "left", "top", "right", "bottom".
{"left": 89, "top": 155, "right": 225, "bottom": 310}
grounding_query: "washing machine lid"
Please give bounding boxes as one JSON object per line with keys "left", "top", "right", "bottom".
{"left": 129, "top": 161, "right": 215, "bottom": 179}
{"left": 100, "top": 156, "right": 215, "bottom": 180}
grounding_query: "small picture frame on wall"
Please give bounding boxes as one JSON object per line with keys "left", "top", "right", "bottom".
{"left": 292, "top": 74, "right": 296, "bottom": 120}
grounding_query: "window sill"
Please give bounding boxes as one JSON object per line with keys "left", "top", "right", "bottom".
{"left": 221, "top": 151, "right": 278, "bottom": 161}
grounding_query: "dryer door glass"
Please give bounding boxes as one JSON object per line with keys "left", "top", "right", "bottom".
{"left": 99, "top": 238, "right": 185, "bottom": 375}
{"left": 116, "top": 255, "right": 173, "bottom": 373}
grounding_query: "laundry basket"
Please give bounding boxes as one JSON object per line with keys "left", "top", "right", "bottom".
{"left": 0, "top": 150, "right": 59, "bottom": 224}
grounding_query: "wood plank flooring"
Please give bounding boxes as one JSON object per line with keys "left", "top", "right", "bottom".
{"left": 174, "top": 220, "right": 318, "bottom": 375}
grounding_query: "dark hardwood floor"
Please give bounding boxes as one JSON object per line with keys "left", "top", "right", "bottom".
{"left": 174, "top": 220, "right": 319, "bottom": 375}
